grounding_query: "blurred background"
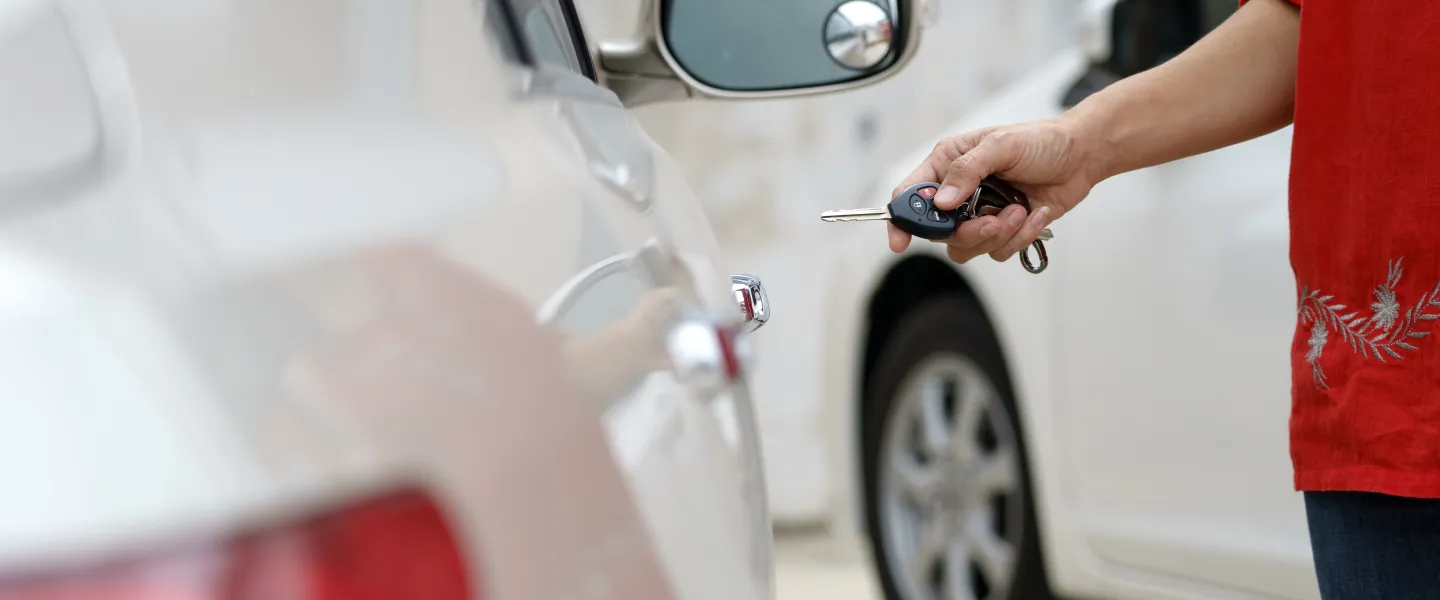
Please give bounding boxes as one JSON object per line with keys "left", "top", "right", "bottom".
{"left": 0, "top": 0, "right": 1311, "bottom": 599}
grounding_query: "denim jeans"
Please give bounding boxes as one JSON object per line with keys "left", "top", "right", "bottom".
{"left": 1305, "top": 491, "right": 1440, "bottom": 600}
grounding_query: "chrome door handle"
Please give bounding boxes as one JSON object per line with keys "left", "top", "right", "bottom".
{"left": 667, "top": 314, "right": 751, "bottom": 398}
{"left": 537, "top": 241, "right": 760, "bottom": 396}
{"left": 536, "top": 251, "right": 634, "bottom": 326}
{"left": 536, "top": 240, "right": 675, "bottom": 326}
{"left": 730, "top": 274, "right": 769, "bottom": 333}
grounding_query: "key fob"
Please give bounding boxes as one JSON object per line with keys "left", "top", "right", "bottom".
{"left": 966, "top": 176, "right": 1031, "bottom": 219}
{"left": 887, "top": 183, "right": 960, "bottom": 240}
{"left": 887, "top": 177, "right": 1050, "bottom": 274}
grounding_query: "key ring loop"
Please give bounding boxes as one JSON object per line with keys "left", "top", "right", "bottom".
{"left": 963, "top": 185, "right": 985, "bottom": 218}
{"left": 969, "top": 180, "right": 1050, "bottom": 274}
{"left": 1020, "top": 240, "right": 1048, "bottom": 274}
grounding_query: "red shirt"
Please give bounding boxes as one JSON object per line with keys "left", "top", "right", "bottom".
{"left": 1279, "top": 0, "right": 1440, "bottom": 497}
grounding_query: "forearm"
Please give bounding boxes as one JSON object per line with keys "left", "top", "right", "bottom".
{"left": 1064, "top": 0, "right": 1300, "bottom": 182}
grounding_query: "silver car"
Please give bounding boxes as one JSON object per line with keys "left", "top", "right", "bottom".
{"left": 0, "top": 0, "right": 921, "bottom": 598}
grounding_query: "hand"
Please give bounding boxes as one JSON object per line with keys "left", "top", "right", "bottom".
{"left": 888, "top": 118, "right": 1105, "bottom": 265}
{"left": 622, "top": 286, "right": 684, "bottom": 370}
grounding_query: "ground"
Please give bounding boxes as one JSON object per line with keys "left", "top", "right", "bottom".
{"left": 774, "top": 529, "right": 882, "bottom": 600}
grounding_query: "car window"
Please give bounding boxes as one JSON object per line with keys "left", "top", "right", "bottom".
{"left": 482, "top": 0, "right": 528, "bottom": 65}
{"left": 508, "top": 0, "right": 595, "bottom": 79}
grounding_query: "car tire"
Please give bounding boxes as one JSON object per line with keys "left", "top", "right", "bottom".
{"left": 862, "top": 294, "right": 1050, "bottom": 600}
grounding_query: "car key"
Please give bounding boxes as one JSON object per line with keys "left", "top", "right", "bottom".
{"left": 820, "top": 176, "right": 1053, "bottom": 274}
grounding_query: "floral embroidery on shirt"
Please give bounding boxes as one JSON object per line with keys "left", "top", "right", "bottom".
{"left": 1297, "top": 257, "right": 1440, "bottom": 389}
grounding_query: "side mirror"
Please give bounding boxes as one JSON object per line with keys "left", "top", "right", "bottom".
{"left": 599, "top": 0, "right": 925, "bottom": 106}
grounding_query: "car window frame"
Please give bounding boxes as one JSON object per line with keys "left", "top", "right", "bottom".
{"left": 550, "top": 0, "right": 596, "bottom": 81}
{"left": 483, "top": 0, "right": 534, "bottom": 67}
{"left": 492, "top": 0, "right": 596, "bottom": 82}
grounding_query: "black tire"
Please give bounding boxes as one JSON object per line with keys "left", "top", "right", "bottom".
{"left": 861, "top": 294, "right": 1051, "bottom": 600}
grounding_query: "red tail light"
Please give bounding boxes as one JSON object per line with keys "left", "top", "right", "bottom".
{"left": 0, "top": 488, "right": 473, "bottom": 600}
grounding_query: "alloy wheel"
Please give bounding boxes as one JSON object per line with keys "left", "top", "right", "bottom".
{"left": 877, "top": 353, "right": 1025, "bottom": 600}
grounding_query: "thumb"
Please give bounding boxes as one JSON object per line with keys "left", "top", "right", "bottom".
{"left": 932, "top": 136, "right": 1016, "bottom": 211}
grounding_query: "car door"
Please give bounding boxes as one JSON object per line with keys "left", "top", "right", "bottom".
{"left": 492, "top": 1, "right": 773, "bottom": 598}
{"left": 1053, "top": 0, "right": 1314, "bottom": 596}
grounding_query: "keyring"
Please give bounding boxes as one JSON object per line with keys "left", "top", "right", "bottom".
{"left": 969, "top": 181, "right": 1051, "bottom": 275}
{"left": 1020, "top": 239, "right": 1048, "bottom": 274}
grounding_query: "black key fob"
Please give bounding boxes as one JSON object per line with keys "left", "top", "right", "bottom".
{"left": 966, "top": 176, "right": 1031, "bottom": 219}
{"left": 887, "top": 183, "right": 960, "bottom": 241}
{"left": 889, "top": 176, "right": 1039, "bottom": 240}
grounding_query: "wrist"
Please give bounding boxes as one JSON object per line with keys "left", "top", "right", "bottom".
{"left": 1057, "top": 95, "right": 1123, "bottom": 187}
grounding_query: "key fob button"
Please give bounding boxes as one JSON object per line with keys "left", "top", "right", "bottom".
{"left": 909, "top": 194, "right": 926, "bottom": 215}
{"left": 927, "top": 209, "right": 949, "bottom": 223}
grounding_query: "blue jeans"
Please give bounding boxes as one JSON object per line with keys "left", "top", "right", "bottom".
{"left": 1305, "top": 491, "right": 1440, "bottom": 600}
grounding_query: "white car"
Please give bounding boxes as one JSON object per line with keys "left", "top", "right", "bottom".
{"left": 605, "top": 0, "right": 1079, "bottom": 525}
{"left": 749, "top": 0, "right": 1313, "bottom": 599}
{"left": 0, "top": 0, "right": 922, "bottom": 598}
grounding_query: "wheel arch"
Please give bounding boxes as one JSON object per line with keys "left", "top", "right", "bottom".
{"left": 855, "top": 256, "right": 1010, "bottom": 526}
{"left": 861, "top": 255, "right": 993, "bottom": 400}
{"left": 854, "top": 256, "right": 1056, "bottom": 599}
{"left": 848, "top": 250, "right": 1080, "bottom": 597}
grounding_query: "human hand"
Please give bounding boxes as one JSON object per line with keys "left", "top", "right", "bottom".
{"left": 622, "top": 286, "right": 684, "bottom": 370}
{"left": 889, "top": 118, "right": 1105, "bottom": 265}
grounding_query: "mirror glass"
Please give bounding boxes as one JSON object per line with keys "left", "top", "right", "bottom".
{"left": 662, "top": 0, "right": 902, "bottom": 92}
{"left": 825, "top": 1, "right": 893, "bottom": 70}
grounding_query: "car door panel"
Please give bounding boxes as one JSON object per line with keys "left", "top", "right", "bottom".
{"left": 1041, "top": 2, "right": 1319, "bottom": 594}
{"left": 509, "top": 1, "right": 771, "bottom": 597}
{"left": 0, "top": 0, "right": 768, "bottom": 596}
{"left": 1059, "top": 127, "right": 1313, "bottom": 596}
{"left": 0, "top": 1, "right": 688, "bottom": 598}
{"left": 543, "top": 87, "right": 771, "bottom": 600}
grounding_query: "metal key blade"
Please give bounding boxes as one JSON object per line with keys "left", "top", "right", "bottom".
{"left": 821, "top": 208, "right": 1055, "bottom": 241}
{"left": 820, "top": 207, "right": 890, "bottom": 222}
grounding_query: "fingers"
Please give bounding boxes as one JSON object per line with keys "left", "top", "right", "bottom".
{"left": 933, "top": 135, "right": 1018, "bottom": 211}
{"left": 937, "top": 205, "right": 1024, "bottom": 264}
{"left": 888, "top": 127, "right": 1031, "bottom": 260}
{"left": 950, "top": 207, "right": 1015, "bottom": 248}
{"left": 886, "top": 186, "right": 940, "bottom": 252}
{"left": 946, "top": 244, "right": 972, "bottom": 265}
{"left": 898, "top": 202, "right": 1056, "bottom": 267}
{"left": 893, "top": 152, "right": 949, "bottom": 198}
{"left": 890, "top": 128, "right": 997, "bottom": 198}
{"left": 887, "top": 222, "right": 911, "bottom": 253}
{"left": 989, "top": 205, "right": 1054, "bottom": 262}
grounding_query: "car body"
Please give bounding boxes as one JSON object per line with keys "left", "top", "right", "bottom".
{"left": 699, "top": 0, "right": 1315, "bottom": 598}
{"left": 0, "top": 0, "right": 922, "bottom": 597}
{"left": 589, "top": 0, "right": 1081, "bottom": 525}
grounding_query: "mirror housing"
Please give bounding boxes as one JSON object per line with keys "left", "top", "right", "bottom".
{"left": 598, "top": 0, "right": 925, "bottom": 107}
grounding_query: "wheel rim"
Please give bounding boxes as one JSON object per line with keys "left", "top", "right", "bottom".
{"left": 877, "top": 353, "right": 1024, "bottom": 600}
